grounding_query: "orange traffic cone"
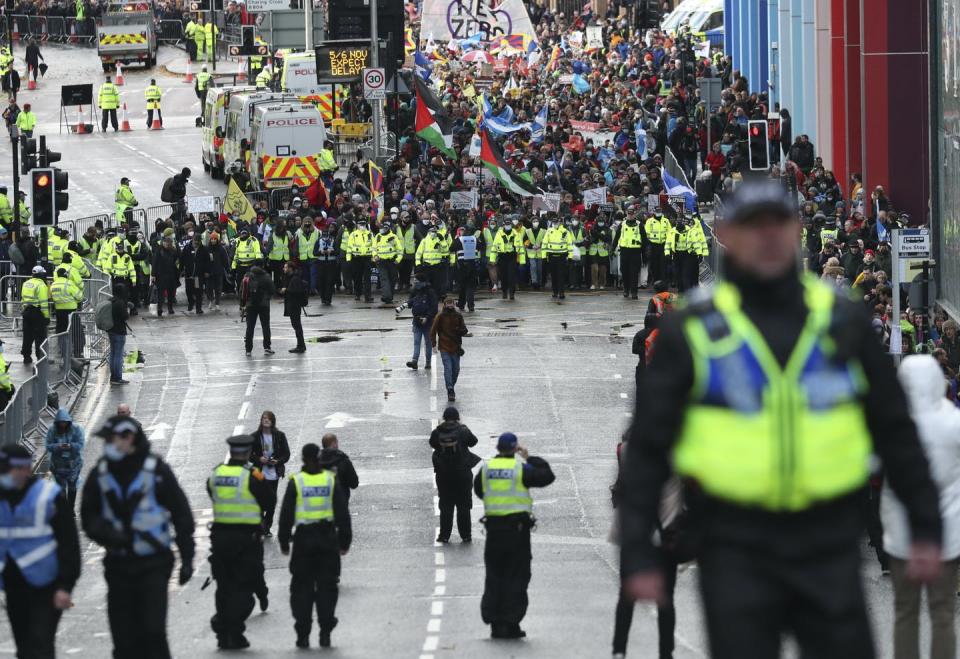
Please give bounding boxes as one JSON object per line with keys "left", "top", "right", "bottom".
{"left": 120, "top": 103, "right": 131, "bottom": 131}
{"left": 69, "top": 22, "right": 77, "bottom": 44}
{"left": 115, "top": 62, "right": 125, "bottom": 86}
{"left": 75, "top": 106, "right": 86, "bottom": 134}
{"left": 151, "top": 118, "right": 163, "bottom": 130}
{"left": 184, "top": 61, "right": 193, "bottom": 84}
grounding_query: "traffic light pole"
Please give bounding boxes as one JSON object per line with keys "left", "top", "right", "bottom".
{"left": 38, "top": 135, "right": 47, "bottom": 264}
{"left": 10, "top": 129, "right": 19, "bottom": 238}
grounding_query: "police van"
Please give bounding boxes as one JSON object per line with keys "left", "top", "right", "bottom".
{"left": 222, "top": 91, "right": 300, "bottom": 177}
{"left": 280, "top": 51, "right": 342, "bottom": 122}
{"left": 201, "top": 85, "right": 256, "bottom": 180}
{"left": 248, "top": 102, "right": 329, "bottom": 190}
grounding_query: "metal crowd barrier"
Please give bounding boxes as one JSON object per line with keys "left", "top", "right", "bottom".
{"left": 71, "top": 213, "right": 114, "bottom": 241}
{"left": 244, "top": 190, "right": 270, "bottom": 212}
{"left": 0, "top": 260, "right": 109, "bottom": 450}
{"left": 699, "top": 194, "right": 724, "bottom": 285}
{"left": 157, "top": 19, "right": 184, "bottom": 44}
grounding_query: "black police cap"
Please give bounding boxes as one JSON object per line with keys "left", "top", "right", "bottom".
{"left": 226, "top": 434, "right": 255, "bottom": 449}
{"left": 721, "top": 181, "right": 795, "bottom": 225}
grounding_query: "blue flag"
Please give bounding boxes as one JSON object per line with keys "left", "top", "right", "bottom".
{"left": 530, "top": 104, "right": 548, "bottom": 144}
{"left": 414, "top": 51, "right": 433, "bottom": 81}
{"left": 662, "top": 168, "right": 697, "bottom": 211}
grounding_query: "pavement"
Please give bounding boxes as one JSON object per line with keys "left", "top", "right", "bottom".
{"left": 0, "top": 40, "right": 945, "bottom": 659}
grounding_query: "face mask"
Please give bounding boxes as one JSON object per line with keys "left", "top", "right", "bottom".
{"left": 572, "top": 220, "right": 579, "bottom": 227}
{"left": 380, "top": 228, "right": 388, "bottom": 235}
{"left": 720, "top": 144, "right": 733, "bottom": 156}
{"left": 532, "top": 222, "right": 539, "bottom": 228}
{"left": 104, "top": 443, "right": 126, "bottom": 462}
{"left": 511, "top": 220, "right": 519, "bottom": 226}
{"left": 598, "top": 222, "right": 605, "bottom": 227}
{"left": 423, "top": 219, "right": 430, "bottom": 225}
{"left": 0, "top": 474, "right": 15, "bottom": 490}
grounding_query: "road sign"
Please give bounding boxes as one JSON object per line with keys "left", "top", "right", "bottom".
{"left": 363, "top": 67, "right": 386, "bottom": 100}
{"left": 894, "top": 228, "right": 931, "bottom": 258}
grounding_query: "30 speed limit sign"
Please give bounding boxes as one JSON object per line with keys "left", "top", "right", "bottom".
{"left": 363, "top": 68, "right": 386, "bottom": 100}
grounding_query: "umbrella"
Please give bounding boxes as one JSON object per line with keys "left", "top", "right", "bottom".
{"left": 462, "top": 50, "right": 493, "bottom": 64}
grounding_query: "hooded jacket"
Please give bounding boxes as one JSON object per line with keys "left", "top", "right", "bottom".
{"left": 881, "top": 355, "right": 960, "bottom": 560}
{"left": 45, "top": 408, "right": 85, "bottom": 481}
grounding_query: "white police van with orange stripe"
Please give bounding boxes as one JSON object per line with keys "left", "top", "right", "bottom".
{"left": 248, "top": 102, "right": 328, "bottom": 190}
{"left": 222, "top": 91, "right": 300, "bottom": 179}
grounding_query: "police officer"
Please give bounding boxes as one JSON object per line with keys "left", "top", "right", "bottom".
{"left": 474, "top": 432, "right": 555, "bottom": 639}
{"left": 617, "top": 211, "right": 645, "bottom": 299}
{"left": 415, "top": 222, "right": 448, "bottom": 297}
{"left": 346, "top": 220, "right": 373, "bottom": 302}
{"left": 278, "top": 443, "right": 352, "bottom": 649}
{"left": 183, "top": 15, "right": 198, "bottom": 61}
{"left": 0, "top": 444, "right": 80, "bottom": 658}
{"left": 16, "top": 190, "right": 30, "bottom": 225}
{"left": 98, "top": 75, "right": 120, "bottom": 132}
{"left": 431, "top": 407, "right": 479, "bottom": 543}
{"left": 644, "top": 210, "right": 669, "bottom": 287}
{"left": 207, "top": 434, "right": 271, "bottom": 650}
{"left": 50, "top": 266, "right": 82, "bottom": 333}
{"left": 543, "top": 217, "right": 573, "bottom": 301}
{"left": 620, "top": 181, "right": 943, "bottom": 658}
{"left": 80, "top": 415, "right": 195, "bottom": 658}
{"left": 255, "top": 62, "right": 273, "bottom": 89}
{"left": 195, "top": 66, "right": 211, "bottom": 105}
{"left": 115, "top": 177, "right": 138, "bottom": 224}
{"left": 21, "top": 265, "right": 49, "bottom": 364}
{"left": 452, "top": 223, "right": 480, "bottom": 312}
{"left": 373, "top": 220, "right": 403, "bottom": 304}
{"left": 489, "top": 220, "right": 526, "bottom": 300}
{"left": 0, "top": 339, "right": 14, "bottom": 409}
{"left": 145, "top": 79, "right": 162, "bottom": 129}
{"left": 0, "top": 185, "right": 12, "bottom": 230}
{"left": 232, "top": 228, "right": 262, "bottom": 284}
{"left": 315, "top": 223, "right": 338, "bottom": 305}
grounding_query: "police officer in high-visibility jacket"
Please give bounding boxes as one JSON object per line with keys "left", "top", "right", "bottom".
{"left": 114, "top": 177, "right": 138, "bottom": 224}
{"left": 474, "top": 432, "right": 554, "bottom": 639}
{"left": 50, "top": 266, "right": 82, "bottom": 334}
{"left": 294, "top": 219, "right": 318, "bottom": 293}
{"left": 345, "top": 220, "right": 374, "bottom": 302}
{"left": 109, "top": 241, "right": 136, "bottom": 298}
{"left": 644, "top": 211, "right": 670, "bottom": 287}
{"left": 47, "top": 228, "right": 69, "bottom": 267}
{"left": 278, "top": 443, "right": 352, "bottom": 649}
{"left": 145, "top": 79, "right": 162, "bottom": 129}
{"left": 372, "top": 221, "right": 403, "bottom": 304}
{"left": 255, "top": 63, "right": 273, "bottom": 90}
{"left": 21, "top": 265, "right": 49, "bottom": 364}
{"left": 195, "top": 66, "right": 211, "bottom": 104}
{"left": 207, "top": 434, "right": 271, "bottom": 651}
{"left": 0, "top": 444, "right": 80, "bottom": 658}
{"left": 98, "top": 75, "right": 120, "bottom": 132}
{"left": 183, "top": 17, "right": 198, "bottom": 61}
{"left": 416, "top": 223, "right": 449, "bottom": 297}
{"left": 489, "top": 220, "right": 526, "bottom": 300}
{"left": 232, "top": 228, "right": 263, "bottom": 285}
{"left": 542, "top": 218, "right": 573, "bottom": 301}
{"left": 0, "top": 185, "right": 12, "bottom": 230}
{"left": 617, "top": 211, "right": 644, "bottom": 299}
{"left": 620, "top": 182, "right": 944, "bottom": 657}
{"left": 80, "top": 415, "right": 195, "bottom": 658}
{"left": 0, "top": 340, "right": 14, "bottom": 409}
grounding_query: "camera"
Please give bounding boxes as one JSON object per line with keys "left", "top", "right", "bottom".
{"left": 395, "top": 302, "right": 409, "bottom": 315}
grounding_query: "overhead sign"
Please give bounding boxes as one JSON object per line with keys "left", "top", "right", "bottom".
{"left": 420, "top": 0, "right": 535, "bottom": 42}
{"left": 228, "top": 44, "right": 269, "bottom": 57}
{"left": 363, "top": 67, "right": 386, "bottom": 100}
{"left": 314, "top": 42, "right": 371, "bottom": 83}
{"left": 245, "top": 0, "right": 288, "bottom": 10}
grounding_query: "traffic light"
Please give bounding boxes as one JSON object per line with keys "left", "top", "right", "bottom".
{"left": 20, "top": 136, "right": 37, "bottom": 173}
{"left": 53, "top": 169, "right": 69, "bottom": 218}
{"left": 748, "top": 119, "right": 770, "bottom": 171}
{"left": 31, "top": 169, "right": 54, "bottom": 226}
{"left": 38, "top": 136, "right": 60, "bottom": 168}
{"left": 242, "top": 25, "right": 255, "bottom": 54}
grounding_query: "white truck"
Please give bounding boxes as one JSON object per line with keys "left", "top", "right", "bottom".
{"left": 248, "top": 102, "right": 329, "bottom": 190}
{"left": 96, "top": 1, "right": 158, "bottom": 70}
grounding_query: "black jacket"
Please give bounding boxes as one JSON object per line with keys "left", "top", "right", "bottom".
{"left": 249, "top": 428, "right": 291, "bottom": 479}
{"left": 282, "top": 272, "right": 307, "bottom": 317}
{"left": 1, "top": 477, "right": 80, "bottom": 592}
{"left": 429, "top": 421, "right": 480, "bottom": 472}
{"left": 152, "top": 246, "right": 180, "bottom": 288}
{"left": 81, "top": 447, "right": 195, "bottom": 574}
{"left": 179, "top": 242, "right": 210, "bottom": 278}
{"left": 319, "top": 448, "right": 359, "bottom": 499}
{"left": 277, "top": 466, "right": 352, "bottom": 553}
{"left": 24, "top": 43, "right": 42, "bottom": 67}
{"left": 619, "top": 263, "right": 943, "bottom": 576}
{"left": 245, "top": 267, "right": 275, "bottom": 310}
{"left": 110, "top": 296, "right": 129, "bottom": 335}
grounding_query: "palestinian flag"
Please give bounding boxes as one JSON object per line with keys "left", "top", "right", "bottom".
{"left": 414, "top": 76, "right": 456, "bottom": 158}
{"left": 480, "top": 128, "right": 540, "bottom": 197}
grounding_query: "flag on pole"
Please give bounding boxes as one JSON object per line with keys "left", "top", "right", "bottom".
{"left": 546, "top": 45, "right": 561, "bottom": 71}
{"left": 224, "top": 177, "right": 257, "bottom": 223}
{"left": 530, "top": 103, "right": 547, "bottom": 144}
{"left": 414, "top": 76, "right": 456, "bottom": 158}
{"left": 369, "top": 160, "right": 384, "bottom": 222}
{"left": 404, "top": 28, "right": 416, "bottom": 56}
{"left": 480, "top": 128, "right": 540, "bottom": 197}
{"left": 414, "top": 50, "right": 433, "bottom": 80}
{"left": 661, "top": 168, "right": 698, "bottom": 211}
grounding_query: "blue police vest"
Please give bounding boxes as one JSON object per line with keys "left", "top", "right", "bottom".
{"left": 459, "top": 235, "right": 477, "bottom": 261}
{"left": 0, "top": 479, "right": 60, "bottom": 588}
{"left": 97, "top": 455, "right": 172, "bottom": 557}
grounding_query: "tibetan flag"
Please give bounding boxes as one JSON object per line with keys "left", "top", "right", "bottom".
{"left": 480, "top": 128, "right": 540, "bottom": 197}
{"left": 414, "top": 76, "right": 456, "bottom": 158}
{"left": 369, "top": 160, "right": 384, "bottom": 221}
{"left": 404, "top": 28, "right": 416, "bottom": 57}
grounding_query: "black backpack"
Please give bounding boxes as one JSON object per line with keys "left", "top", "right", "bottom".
{"left": 434, "top": 424, "right": 462, "bottom": 465}
{"left": 160, "top": 176, "right": 175, "bottom": 203}
{"left": 411, "top": 291, "right": 433, "bottom": 318}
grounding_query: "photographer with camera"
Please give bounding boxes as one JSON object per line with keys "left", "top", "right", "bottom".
{"left": 401, "top": 269, "right": 439, "bottom": 371}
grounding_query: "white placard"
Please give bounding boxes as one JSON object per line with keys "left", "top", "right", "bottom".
{"left": 450, "top": 189, "right": 478, "bottom": 209}
{"left": 187, "top": 196, "right": 217, "bottom": 213}
{"left": 583, "top": 187, "right": 607, "bottom": 206}
{"left": 586, "top": 26, "right": 603, "bottom": 50}
{"left": 532, "top": 193, "right": 561, "bottom": 214}
{"left": 468, "top": 134, "right": 481, "bottom": 157}
{"left": 421, "top": 0, "right": 535, "bottom": 41}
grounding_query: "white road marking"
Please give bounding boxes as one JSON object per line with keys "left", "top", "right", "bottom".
{"left": 434, "top": 552, "right": 444, "bottom": 566}
{"left": 383, "top": 435, "right": 425, "bottom": 441}
{"left": 429, "top": 396, "right": 437, "bottom": 412}
{"left": 613, "top": 373, "right": 622, "bottom": 379}
{"left": 237, "top": 401, "right": 249, "bottom": 420}
{"left": 432, "top": 585, "right": 445, "bottom": 596}
{"left": 244, "top": 375, "right": 257, "bottom": 397}
{"left": 426, "top": 618, "right": 441, "bottom": 633}
{"left": 232, "top": 424, "right": 245, "bottom": 435}
{"left": 422, "top": 636, "right": 438, "bottom": 651}
{"left": 620, "top": 392, "right": 628, "bottom": 399}
{"left": 431, "top": 601, "right": 444, "bottom": 616}
{"left": 434, "top": 569, "right": 445, "bottom": 583}
{"left": 610, "top": 353, "right": 617, "bottom": 358}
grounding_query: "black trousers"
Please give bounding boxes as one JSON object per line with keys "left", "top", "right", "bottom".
{"left": 55, "top": 309, "right": 71, "bottom": 334}
{"left": 621, "top": 248, "right": 643, "bottom": 296}
{"left": 157, "top": 286, "right": 177, "bottom": 314}
{"left": 351, "top": 256, "right": 371, "bottom": 299}
{"left": 424, "top": 263, "right": 445, "bottom": 297}
{"left": 317, "top": 260, "right": 336, "bottom": 304}
{"left": 186, "top": 39, "right": 197, "bottom": 61}
{"left": 481, "top": 516, "right": 532, "bottom": 626}
{"left": 146, "top": 108, "right": 162, "bottom": 128}
{"left": 698, "top": 539, "right": 874, "bottom": 659}
{"left": 101, "top": 108, "right": 118, "bottom": 132}
{"left": 288, "top": 309, "right": 305, "bottom": 350}
{"left": 21, "top": 307, "right": 47, "bottom": 360}
{"left": 185, "top": 277, "right": 203, "bottom": 311}
{"left": 52, "top": 473, "right": 78, "bottom": 510}
{"left": 210, "top": 528, "right": 263, "bottom": 641}
{"left": 456, "top": 261, "right": 477, "bottom": 310}
{"left": 547, "top": 254, "right": 567, "bottom": 297}
{"left": 106, "top": 559, "right": 173, "bottom": 659}
{"left": 436, "top": 469, "right": 472, "bottom": 541}
{"left": 859, "top": 485, "right": 888, "bottom": 570}
{"left": 677, "top": 252, "right": 699, "bottom": 292}
{"left": 647, "top": 243, "right": 664, "bottom": 285}
{"left": 496, "top": 255, "right": 517, "bottom": 298}
{"left": 613, "top": 555, "right": 678, "bottom": 656}
{"left": 378, "top": 260, "right": 397, "bottom": 302}
{"left": 4, "top": 566, "right": 62, "bottom": 659}
{"left": 245, "top": 306, "right": 271, "bottom": 352}
{"left": 261, "top": 478, "right": 280, "bottom": 530}
{"left": 399, "top": 256, "right": 414, "bottom": 291}
{"left": 290, "top": 526, "right": 341, "bottom": 637}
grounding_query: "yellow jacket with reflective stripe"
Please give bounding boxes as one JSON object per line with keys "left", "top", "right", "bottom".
{"left": 644, "top": 215, "right": 670, "bottom": 244}
{"left": 674, "top": 277, "right": 872, "bottom": 511}
{"left": 686, "top": 220, "right": 709, "bottom": 257}
{"left": 415, "top": 233, "right": 445, "bottom": 266}
{"left": 98, "top": 83, "right": 120, "bottom": 110}
{"left": 489, "top": 229, "right": 527, "bottom": 265}
{"left": 209, "top": 464, "right": 261, "bottom": 524}
{"left": 145, "top": 85, "right": 162, "bottom": 110}
{"left": 21, "top": 277, "right": 49, "bottom": 319}
{"left": 232, "top": 237, "right": 262, "bottom": 268}
{"left": 318, "top": 149, "right": 336, "bottom": 172}
{"left": 292, "top": 470, "right": 335, "bottom": 525}
{"left": 480, "top": 456, "right": 532, "bottom": 516}
{"left": 295, "top": 229, "right": 317, "bottom": 261}
{"left": 373, "top": 232, "right": 403, "bottom": 263}
{"left": 109, "top": 253, "right": 135, "bottom": 280}
{"left": 268, "top": 232, "right": 291, "bottom": 261}
{"left": 345, "top": 229, "right": 373, "bottom": 260}
{"left": 50, "top": 276, "right": 82, "bottom": 311}
{"left": 0, "top": 194, "right": 11, "bottom": 224}
{"left": 48, "top": 236, "right": 68, "bottom": 266}
{"left": 542, "top": 225, "right": 573, "bottom": 258}
{"left": 0, "top": 353, "right": 11, "bottom": 391}
{"left": 618, "top": 222, "right": 643, "bottom": 249}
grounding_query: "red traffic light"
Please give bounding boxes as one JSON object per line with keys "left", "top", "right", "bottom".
{"left": 750, "top": 126, "right": 761, "bottom": 136}
{"left": 35, "top": 173, "right": 50, "bottom": 187}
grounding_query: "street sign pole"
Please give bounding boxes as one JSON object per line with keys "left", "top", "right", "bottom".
{"left": 304, "top": 0, "right": 312, "bottom": 50}
{"left": 370, "top": 0, "right": 381, "bottom": 162}
{"left": 10, "top": 126, "right": 19, "bottom": 239}
{"left": 891, "top": 228, "right": 902, "bottom": 361}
